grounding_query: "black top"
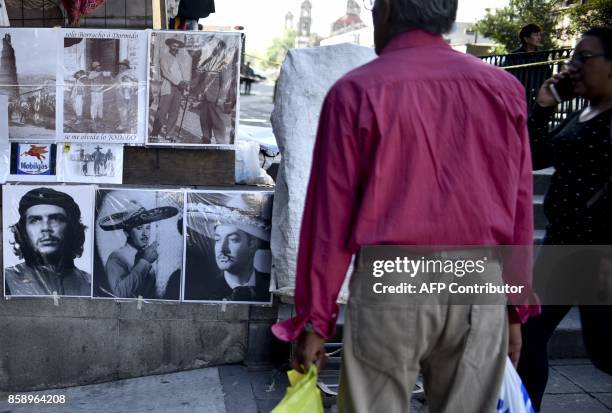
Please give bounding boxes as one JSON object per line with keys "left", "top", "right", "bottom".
{"left": 177, "top": 0, "right": 215, "bottom": 19}
{"left": 529, "top": 104, "right": 612, "bottom": 243}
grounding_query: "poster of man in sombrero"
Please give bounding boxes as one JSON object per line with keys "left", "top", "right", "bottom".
{"left": 58, "top": 29, "right": 148, "bottom": 144}
{"left": 93, "top": 188, "right": 184, "bottom": 300}
{"left": 183, "top": 191, "right": 273, "bottom": 304}
{"left": 147, "top": 31, "right": 241, "bottom": 147}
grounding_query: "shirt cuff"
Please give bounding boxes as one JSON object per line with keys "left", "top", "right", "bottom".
{"left": 530, "top": 103, "right": 556, "bottom": 121}
{"left": 508, "top": 304, "right": 541, "bottom": 324}
{"left": 272, "top": 314, "right": 338, "bottom": 342}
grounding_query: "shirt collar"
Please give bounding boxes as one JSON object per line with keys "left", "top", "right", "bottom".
{"left": 381, "top": 29, "right": 450, "bottom": 55}
{"left": 224, "top": 270, "right": 256, "bottom": 289}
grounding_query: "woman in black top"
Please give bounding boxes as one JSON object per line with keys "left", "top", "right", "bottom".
{"left": 518, "top": 27, "right": 612, "bottom": 411}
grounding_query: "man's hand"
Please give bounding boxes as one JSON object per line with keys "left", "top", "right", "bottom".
{"left": 292, "top": 330, "right": 327, "bottom": 374}
{"left": 141, "top": 242, "right": 159, "bottom": 263}
{"left": 508, "top": 322, "right": 522, "bottom": 368}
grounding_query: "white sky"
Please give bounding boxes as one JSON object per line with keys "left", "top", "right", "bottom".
{"left": 202, "top": 0, "right": 510, "bottom": 52}
{"left": 1, "top": 29, "right": 56, "bottom": 76}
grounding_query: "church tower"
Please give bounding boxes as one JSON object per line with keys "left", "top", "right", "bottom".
{"left": 347, "top": 0, "right": 361, "bottom": 16}
{"left": 297, "top": 0, "right": 312, "bottom": 38}
{"left": 285, "top": 11, "right": 294, "bottom": 31}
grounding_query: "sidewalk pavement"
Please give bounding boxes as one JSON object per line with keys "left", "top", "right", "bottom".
{"left": 0, "top": 358, "right": 609, "bottom": 412}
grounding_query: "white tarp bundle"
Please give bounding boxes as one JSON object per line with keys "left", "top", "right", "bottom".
{"left": 270, "top": 43, "right": 376, "bottom": 300}
{"left": 0, "top": 1, "right": 8, "bottom": 27}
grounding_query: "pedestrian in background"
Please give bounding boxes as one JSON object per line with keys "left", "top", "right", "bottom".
{"left": 518, "top": 26, "right": 612, "bottom": 412}
{"left": 512, "top": 24, "right": 543, "bottom": 53}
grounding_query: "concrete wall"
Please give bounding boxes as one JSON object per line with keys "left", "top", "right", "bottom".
{"left": 0, "top": 288, "right": 279, "bottom": 392}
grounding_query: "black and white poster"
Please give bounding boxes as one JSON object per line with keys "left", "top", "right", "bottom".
{"left": 0, "top": 28, "right": 58, "bottom": 142}
{"left": 8, "top": 142, "right": 58, "bottom": 182}
{"left": 93, "top": 188, "right": 184, "bottom": 300}
{"left": 58, "top": 29, "right": 147, "bottom": 144}
{"left": 3, "top": 184, "right": 95, "bottom": 297}
{"left": 147, "top": 31, "right": 241, "bottom": 147}
{"left": 183, "top": 191, "right": 273, "bottom": 304}
{"left": 58, "top": 143, "right": 123, "bottom": 184}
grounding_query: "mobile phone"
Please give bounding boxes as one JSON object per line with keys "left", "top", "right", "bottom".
{"left": 549, "top": 76, "right": 574, "bottom": 103}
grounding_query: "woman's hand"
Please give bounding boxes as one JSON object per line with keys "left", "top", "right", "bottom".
{"left": 536, "top": 72, "right": 569, "bottom": 108}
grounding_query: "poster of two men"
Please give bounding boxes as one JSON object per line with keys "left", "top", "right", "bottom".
{"left": 147, "top": 31, "right": 241, "bottom": 146}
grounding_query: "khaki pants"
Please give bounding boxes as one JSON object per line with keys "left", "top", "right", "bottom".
{"left": 338, "top": 249, "right": 508, "bottom": 413}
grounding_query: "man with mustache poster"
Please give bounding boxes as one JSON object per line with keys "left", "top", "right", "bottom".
{"left": 3, "top": 185, "right": 94, "bottom": 297}
{"left": 93, "top": 189, "right": 183, "bottom": 300}
{"left": 183, "top": 191, "right": 273, "bottom": 304}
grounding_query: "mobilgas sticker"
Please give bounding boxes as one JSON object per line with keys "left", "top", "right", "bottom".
{"left": 9, "top": 143, "right": 57, "bottom": 180}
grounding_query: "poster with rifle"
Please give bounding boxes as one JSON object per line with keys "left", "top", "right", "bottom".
{"left": 146, "top": 30, "right": 241, "bottom": 147}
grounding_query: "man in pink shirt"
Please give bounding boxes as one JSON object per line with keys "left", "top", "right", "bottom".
{"left": 272, "top": 0, "right": 537, "bottom": 411}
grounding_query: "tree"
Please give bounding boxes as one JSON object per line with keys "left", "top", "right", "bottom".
{"left": 475, "top": 0, "right": 564, "bottom": 52}
{"left": 565, "top": 0, "right": 612, "bottom": 37}
{"left": 264, "top": 29, "right": 296, "bottom": 69}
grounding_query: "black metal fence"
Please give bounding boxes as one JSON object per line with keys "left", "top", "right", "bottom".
{"left": 479, "top": 48, "right": 586, "bottom": 128}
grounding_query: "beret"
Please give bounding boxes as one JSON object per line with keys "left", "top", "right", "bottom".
{"left": 19, "top": 187, "right": 80, "bottom": 220}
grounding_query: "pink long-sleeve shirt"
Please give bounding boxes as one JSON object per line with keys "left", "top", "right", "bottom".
{"left": 272, "top": 30, "right": 539, "bottom": 342}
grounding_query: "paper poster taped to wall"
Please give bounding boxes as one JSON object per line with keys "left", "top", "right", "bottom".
{"left": 0, "top": 28, "right": 58, "bottom": 142}
{"left": 147, "top": 31, "right": 241, "bottom": 147}
{"left": 183, "top": 190, "right": 273, "bottom": 304}
{"left": 8, "top": 143, "right": 57, "bottom": 182}
{"left": 58, "top": 143, "right": 123, "bottom": 184}
{"left": 3, "top": 184, "right": 95, "bottom": 297}
{"left": 58, "top": 29, "right": 148, "bottom": 144}
{"left": 93, "top": 188, "right": 184, "bottom": 300}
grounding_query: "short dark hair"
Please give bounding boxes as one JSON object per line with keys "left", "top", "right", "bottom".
{"left": 378, "top": 0, "right": 458, "bottom": 35}
{"left": 519, "top": 24, "right": 542, "bottom": 45}
{"left": 10, "top": 204, "right": 86, "bottom": 267}
{"left": 582, "top": 27, "right": 612, "bottom": 59}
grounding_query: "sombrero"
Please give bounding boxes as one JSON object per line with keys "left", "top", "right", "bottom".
{"left": 165, "top": 37, "right": 185, "bottom": 48}
{"left": 99, "top": 200, "right": 179, "bottom": 231}
{"left": 186, "top": 204, "right": 270, "bottom": 242}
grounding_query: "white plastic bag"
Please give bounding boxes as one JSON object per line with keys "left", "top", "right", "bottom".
{"left": 235, "top": 140, "right": 275, "bottom": 186}
{"left": 497, "top": 358, "right": 535, "bottom": 413}
{"left": 235, "top": 140, "right": 262, "bottom": 184}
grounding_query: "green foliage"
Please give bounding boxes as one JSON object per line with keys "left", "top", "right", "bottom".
{"left": 489, "top": 44, "right": 509, "bottom": 55}
{"left": 565, "top": 0, "right": 612, "bottom": 37}
{"left": 264, "top": 29, "right": 296, "bottom": 68}
{"left": 475, "top": 0, "right": 563, "bottom": 51}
